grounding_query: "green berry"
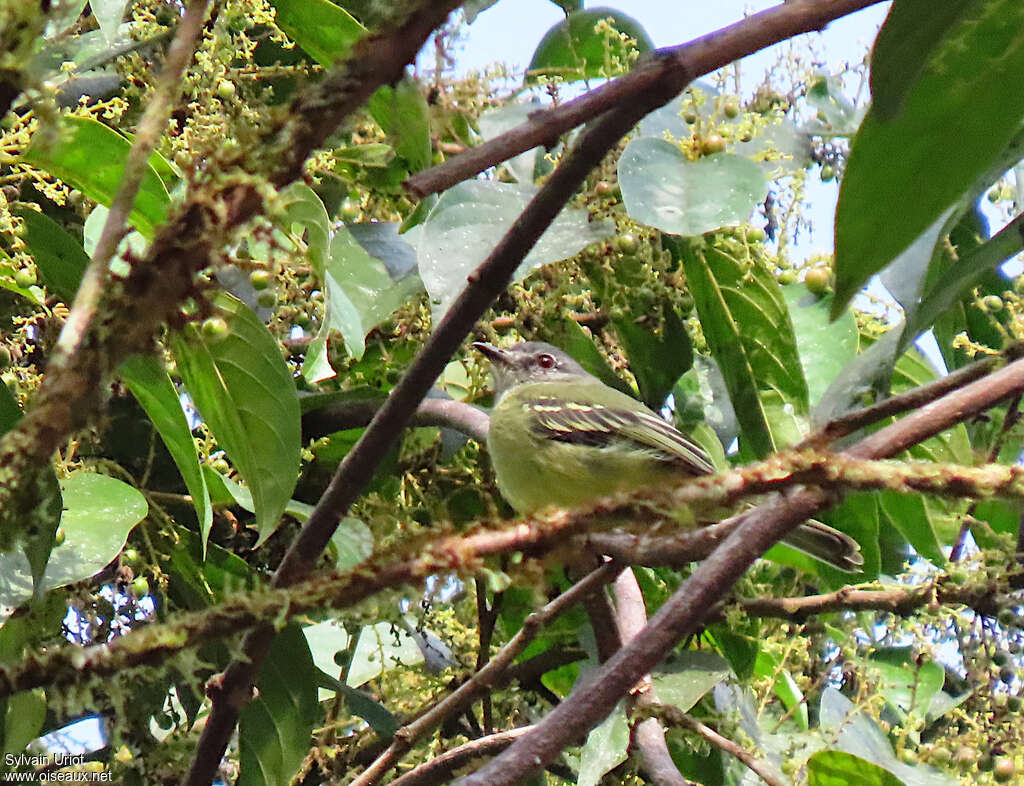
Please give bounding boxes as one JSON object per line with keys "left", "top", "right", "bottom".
{"left": 700, "top": 134, "right": 727, "bottom": 156}
{"left": 256, "top": 291, "right": 277, "bottom": 309}
{"left": 994, "top": 649, "right": 1011, "bottom": 666}
{"left": 131, "top": 576, "right": 150, "bottom": 597}
{"left": 53, "top": 527, "right": 66, "bottom": 547}
{"left": 993, "top": 758, "right": 1016, "bottom": 783}
{"left": 614, "top": 233, "right": 639, "bottom": 255}
{"left": 201, "top": 316, "right": 229, "bottom": 342}
{"left": 979, "top": 754, "right": 995, "bottom": 772}
{"left": 804, "top": 267, "right": 830, "bottom": 296}
{"left": 983, "top": 295, "right": 1004, "bottom": 312}
{"left": 746, "top": 227, "right": 766, "bottom": 243}
{"left": 123, "top": 548, "right": 141, "bottom": 568}
{"left": 210, "top": 457, "right": 230, "bottom": 474}
{"left": 988, "top": 187, "right": 1002, "bottom": 203}
{"left": 723, "top": 98, "right": 740, "bottom": 119}
{"left": 778, "top": 270, "right": 796, "bottom": 285}
{"left": 1000, "top": 665, "right": 1016, "bottom": 683}
{"left": 682, "top": 109, "right": 698, "bottom": 125}
{"left": 13, "top": 268, "right": 35, "bottom": 288}
{"left": 595, "top": 181, "right": 614, "bottom": 197}
{"left": 340, "top": 199, "right": 360, "bottom": 221}
{"left": 0, "top": 346, "right": 10, "bottom": 369}
{"left": 249, "top": 269, "right": 272, "bottom": 291}
{"left": 216, "top": 79, "right": 236, "bottom": 100}
{"left": 820, "top": 164, "right": 835, "bottom": 182}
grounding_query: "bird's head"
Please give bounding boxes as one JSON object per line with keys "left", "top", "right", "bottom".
{"left": 472, "top": 341, "right": 588, "bottom": 396}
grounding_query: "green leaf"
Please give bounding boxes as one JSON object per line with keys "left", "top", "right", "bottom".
{"left": 527, "top": 7, "right": 653, "bottom": 83}
{"left": 412, "top": 180, "right": 613, "bottom": 320}
{"left": 877, "top": 492, "right": 943, "bottom": 566}
{"left": 314, "top": 669, "right": 397, "bottom": 736}
{"left": 347, "top": 621, "right": 424, "bottom": 687}
{"left": 578, "top": 702, "right": 629, "bottom": 786}
{"left": 13, "top": 207, "right": 89, "bottom": 303}
{"left": 669, "top": 234, "right": 808, "bottom": 457}
{"left": 119, "top": 354, "right": 213, "bottom": 552}
{"left": 277, "top": 182, "right": 331, "bottom": 274}
{"left": 368, "top": 77, "right": 431, "bottom": 174}
{"left": 545, "top": 315, "right": 633, "bottom": 396}
{"left": 652, "top": 651, "right": 731, "bottom": 711}
{"left": 0, "top": 384, "right": 20, "bottom": 438}
{"left": 869, "top": 651, "right": 945, "bottom": 726}
{"left": 171, "top": 294, "right": 300, "bottom": 543}
{"left": 0, "top": 473, "right": 147, "bottom": 616}
{"left": 612, "top": 307, "right": 692, "bottom": 409}
{"left": 90, "top": 0, "right": 129, "bottom": 45}
{"left": 268, "top": 0, "right": 365, "bottom": 65}
{"left": 805, "top": 73, "right": 862, "bottom": 136}
{"left": 808, "top": 751, "right": 905, "bottom": 786}
{"left": 781, "top": 286, "right": 858, "bottom": 407}
{"left": 870, "top": 2, "right": 990, "bottom": 120}
{"left": 319, "top": 225, "right": 423, "bottom": 362}
{"left": 903, "top": 212, "right": 1024, "bottom": 349}
{"left": 22, "top": 116, "right": 170, "bottom": 238}
{"left": 754, "top": 650, "right": 808, "bottom": 730}
{"left": 238, "top": 624, "right": 319, "bottom": 786}
{"left": 1, "top": 689, "right": 46, "bottom": 761}
{"left": 330, "top": 517, "right": 374, "bottom": 570}
{"left": 833, "top": 0, "right": 1024, "bottom": 316}
{"left": 619, "top": 139, "right": 766, "bottom": 236}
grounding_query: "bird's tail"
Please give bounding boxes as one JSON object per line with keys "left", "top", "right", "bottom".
{"left": 782, "top": 520, "right": 864, "bottom": 573}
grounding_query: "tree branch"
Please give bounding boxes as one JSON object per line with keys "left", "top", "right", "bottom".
{"left": 404, "top": 0, "right": 884, "bottom": 199}
{"left": 387, "top": 727, "right": 535, "bottom": 786}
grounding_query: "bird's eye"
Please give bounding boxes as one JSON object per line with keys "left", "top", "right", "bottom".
{"left": 537, "top": 353, "right": 556, "bottom": 369}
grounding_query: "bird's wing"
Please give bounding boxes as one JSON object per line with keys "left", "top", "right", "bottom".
{"left": 524, "top": 394, "right": 715, "bottom": 476}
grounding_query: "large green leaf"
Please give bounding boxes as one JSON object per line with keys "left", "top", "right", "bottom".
{"left": 0, "top": 473, "right": 147, "bottom": 616}
{"left": 808, "top": 751, "right": 905, "bottom": 786}
{"left": 119, "top": 354, "right": 213, "bottom": 552}
{"left": 21, "top": 115, "right": 170, "bottom": 238}
{"left": 412, "top": 180, "right": 614, "bottom": 320}
{"left": 238, "top": 624, "right": 319, "bottom": 786}
{"left": 781, "top": 286, "right": 858, "bottom": 407}
{"left": 612, "top": 306, "right": 692, "bottom": 409}
{"left": 368, "top": 77, "right": 431, "bottom": 174}
{"left": 577, "top": 701, "right": 629, "bottom": 786}
{"left": 268, "top": 0, "right": 364, "bottom": 66}
{"left": 527, "top": 7, "right": 653, "bottom": 83}
{"left": 652, "top": 650, "right": 730, "bottom": 711}
{"left": 346, "top": 621, "right": 424, "bottom": 687}
{"left": 170, "top": 294, "right": 300, "bottom": 543}
{"left": 619, "top": 138, "right": 766, "bottom": 237}
{"left": 833, "top": 0, "right": 1024, "bottom": 316}
{"left": 13, "top": 207, "right": 89, "bottom": 303}
{"left": 669, "top": 234, "right": 808, "bottom": 457}
{"left": 754, "top": 650, "right": 808, "bottom": 730}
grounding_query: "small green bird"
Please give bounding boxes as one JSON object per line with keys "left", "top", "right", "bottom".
{"left": 474, "top": 340, "right": 862, "bottom": 573}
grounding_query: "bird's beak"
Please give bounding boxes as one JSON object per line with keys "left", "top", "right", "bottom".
{"left": 471, "top": 342, "right": 508, "bottom": 366}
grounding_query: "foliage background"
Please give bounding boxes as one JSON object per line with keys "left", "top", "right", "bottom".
{"left": 1, "top": 0, "right": 1024, "bottom": 784}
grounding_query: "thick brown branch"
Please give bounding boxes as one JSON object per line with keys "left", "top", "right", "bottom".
{"left": 405, "top": 0, "right": 884, "bottom": 199}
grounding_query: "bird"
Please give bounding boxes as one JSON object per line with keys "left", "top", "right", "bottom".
{"left": 474, "top": 340, "right": 863, "bottom": 573}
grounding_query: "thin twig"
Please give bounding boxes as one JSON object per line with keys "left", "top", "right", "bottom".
{"left": 388, "top": 727, "right": 534, "bottom": 786}
{"left": 654, "top": 709, "right": 786, "bottom": 786}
